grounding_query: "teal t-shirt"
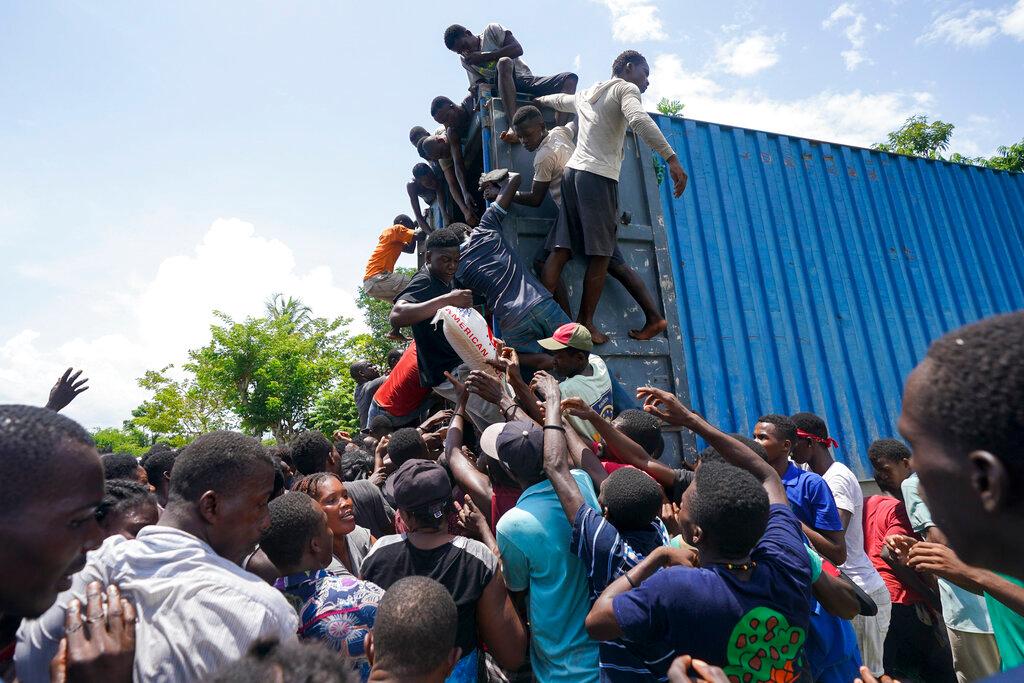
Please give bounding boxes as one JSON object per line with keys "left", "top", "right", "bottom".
{"left": 902, "top": 474, "right": 993, "bottom": 634}
{"left": 985, "top": 574, "right": 1024, "bottom": 670}
{"left": 496, "top": 470, "right": 601, "bottom": 683}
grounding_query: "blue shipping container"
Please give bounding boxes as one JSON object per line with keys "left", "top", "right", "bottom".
{"left": 655, "top": 115, "right": 1024, "bottom": 478}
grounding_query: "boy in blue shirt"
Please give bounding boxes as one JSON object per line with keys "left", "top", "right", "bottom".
{"left": 585, "top": 387, "right": 814, "bottom": 681}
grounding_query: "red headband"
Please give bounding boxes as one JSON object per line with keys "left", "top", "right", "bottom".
{"left": 796, "top": 429, "right": 838, "bottom": 449}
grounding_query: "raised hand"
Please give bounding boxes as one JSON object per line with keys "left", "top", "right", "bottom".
{"left": 668, "top": 157, "right": 689, "bottom": 199}
{"left": 854, "top": 665, "right": 901, "bottom": 683}
{"left": 51, "top": 582, "right": 135, "bottom": 683}
{"left": 560, "top": 396, "right": 598, "bottom": 421}
{"left": 465, "top": 370, "right": 504, "bottom": 406}
{"left": 46, "top": 367, "right": 89, "bottom": 412}
{"left": 907, "top": 542, "right": 975, "bottom": 583}
{"left": 454, "top": 494, "right": 489, "bottom": 541}
{"left": 530, "top": 371, "right": 561, "bottom": 404}
{"left": 636, "top": 386, "right": 696, "bottom": 428}
{"left": 420, "top": 409, "right": 454, "bottom": 432}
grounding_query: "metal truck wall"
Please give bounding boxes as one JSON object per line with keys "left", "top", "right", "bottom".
{"left": 655, "top": 115, "right": 1024, "bottom": 478}
{"left": 481, "top": 96, "right": 696, "bottom": 464}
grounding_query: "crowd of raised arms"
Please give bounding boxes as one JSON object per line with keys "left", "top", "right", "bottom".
{"left": 2, "top": 20, "right": 1023, "bottom": 683}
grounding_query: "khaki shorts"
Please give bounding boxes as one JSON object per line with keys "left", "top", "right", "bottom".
{"left": 363, "top": 272, "right": 411, "bottom": 302}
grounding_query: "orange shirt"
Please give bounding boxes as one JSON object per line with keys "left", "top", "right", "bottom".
{"left": 363, "top": 225, "right": 415, "bottom": 281}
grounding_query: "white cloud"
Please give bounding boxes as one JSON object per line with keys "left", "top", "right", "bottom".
{"left": 646, "top": 53, "right": 932, "bottom": 148}
{"left": 918, "top": 0, "right": 1024, "bottom": 47}
{"left": 715, "top": 32, "right": 783, "bottom": 77}
{"left": 0, "top": 218, "right": 362, "bottom": 429}
{"left": 593, "top": 0, "right": 667, "bottom": 42}
{"left": 823, "top": 3, "right": 872, "bottom": 70}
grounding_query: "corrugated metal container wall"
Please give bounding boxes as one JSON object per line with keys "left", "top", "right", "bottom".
{"left": 655, "top": 115, "right": 1024, "bottom": 479}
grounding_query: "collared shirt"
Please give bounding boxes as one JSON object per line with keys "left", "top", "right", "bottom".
{"left": 572, "top": 503, "right": 674, "bottom": 681}
{"left": 15, "top": 526, "right": 299, "bottom": 683}
{"left": 902, "top": 473, "right": 993, "bottom": 634}
{"left": 496, "top": 470, "right": 602, "bottom": 683}
{"left": 275, "top": 569, "right": 383, "bottom": 682}
{"left": 781, "top": 462, "right": 843, "bottom": 532}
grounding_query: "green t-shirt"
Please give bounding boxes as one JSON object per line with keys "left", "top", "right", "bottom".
{"left": 985, "top": 574, "right": 1024, "bottom": 670}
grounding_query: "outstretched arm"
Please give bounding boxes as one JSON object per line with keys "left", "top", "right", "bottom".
{"left": 636, "top": 387, "right": 786, "bottom": 506}
{"left": 533, "top": 372, "right": 585, "bottom": 524}
{"left": 447, "top": 127, "right": 477, "bottom": 217}
{"left": 513, "top": 178, "right": 551, "bottom": 208}
{"left": 407, "top": 182, "right": 431, "bottom": 232}
{"left": 494, "top": 172, "right": 522, "bottom": 211}
{"left": 535, "top": 93, "right": 577, "bottom": 114}
{"left": 561, "top": 396, "right": 677, "bottom": 492}
{"left": 440, "top": 162, "right": 476, "bottom": 225}
{"left": 619, "top": 88, "right": 687, "bottom": 198}
{"left": 442, "top": 373, "right": 494, "bottom": 526}
{"left": 390, "top": 289, "right": 473, "bottom": 327}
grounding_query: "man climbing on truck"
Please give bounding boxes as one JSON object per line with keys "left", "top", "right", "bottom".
{"left": 536, "top": 50, "right": 688, "bottom": 344}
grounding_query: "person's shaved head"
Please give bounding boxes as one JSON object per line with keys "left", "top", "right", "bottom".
{"left": 0, "top": 405, "right": 105, "bottom": 617}
{"left": 369, "top": 576, "right": 458, "bottom": 677}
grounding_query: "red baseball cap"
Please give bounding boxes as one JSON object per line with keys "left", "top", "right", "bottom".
{"left": 538, "top": 322, "right": 594, "bottom": 352}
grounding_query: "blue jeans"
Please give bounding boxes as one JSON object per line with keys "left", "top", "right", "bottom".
{"left": 366, "top": 399, "right": 422, "bottom": 428}
{"left": 499, "top": 297, "right": 570, "bottom": 354}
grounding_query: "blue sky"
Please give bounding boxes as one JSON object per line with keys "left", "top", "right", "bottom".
{"left": 2, "top": 0, "right": 1022, "bottom": 428}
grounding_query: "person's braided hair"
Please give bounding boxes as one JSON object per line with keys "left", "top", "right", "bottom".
{"left": 291, "top": 471, "right": 341, "bottom": 500}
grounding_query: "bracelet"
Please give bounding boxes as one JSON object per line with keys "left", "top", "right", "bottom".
{"left": 625, "top": 570, "right": 638, "bottom": 588}
{"left": 501, "top": 402, "right": 519, "bottom": 420}
{"left": 543, "top": 424, "right": 566, "bottom": 432}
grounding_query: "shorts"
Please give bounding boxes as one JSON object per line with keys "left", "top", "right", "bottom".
{"left": 489, "top": 71, "right": 577, "bottom": 97}
{"left": 851, "top": 584, "right": 892, "bottom": 675}
{"left": 499, "top": 297, "right": 570, "bottom": 354}
{"left": 362, "top": 272, "right": 411, "bottom": 302}
{"left": 551, "top": 167, "right": 624, "bottom": 259}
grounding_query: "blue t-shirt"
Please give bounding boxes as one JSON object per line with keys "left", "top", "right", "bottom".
{"left": 457, "top": 204, "right": 551, "bottom": 329}
{"left": 496, "top": 470, "right": 602, "bottom": 683}
{"left": 781, "top": 463, "right": 843, "bottom": 532}
{"left": 612, "top": 504, "right": 813, "bottom": 681}
{"left": 571, "top": 504, "right": 674, "bottom": 681}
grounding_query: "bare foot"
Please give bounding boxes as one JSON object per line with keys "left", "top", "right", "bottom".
{"left": 582, "top": 322, "right": 609, "bottom": 345}
{"left": 629, "top": 317, "right": 668, "bottom": 341}
{"left": 387, "top": 330, "right": 408, "bottom": 342}
{"left": 500, "top": 128, "right": 520, "bottom": 144}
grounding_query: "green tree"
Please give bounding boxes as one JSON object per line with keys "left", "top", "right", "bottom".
{"left": 986, "top": 139, "right": 1024, "bottom": 173}
{"left": 656, "top": 98, "right": 685, "bottom": 117}
{"left": 130, "top": 365, "right": 232, "bottom": 445}
{"left": 265, "top": 293, "right": 313, "bottom": 333}
{"left": 189, "top": 303, "right": 350, "bottom": 444}
{"left": 92, "top": 423, "right": 149, "bottom": 456}
{"left": 872, "top": 115, "right": 954, "bottom": 159}
{"left": 307, "top": 380, "right": 360, "bottom": 437}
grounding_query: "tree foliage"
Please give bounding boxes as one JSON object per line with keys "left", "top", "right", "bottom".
{"left": 130, "top": 365, "right": 232, "bottom": 445}
{"left": 656, "top": 98, "right": 685, "bottom": 117}
{"left": 189, "top": 306, "right": 351, "bottom": 444}
{"left": 874, "top": 115, "right": 1022, "bottom": 173}
{"left": 92, "top": 424, "right": 149, "bottom": 456}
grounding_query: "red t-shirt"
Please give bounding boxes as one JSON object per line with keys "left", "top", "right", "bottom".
{"left": 374, "top": 342, "right": 431, "bottom": 417}
{"left": 863, "top": 495, "right": 925, "bottom": 606}
{"left": 490, "top": 485, "right": 523, "bottom": 534}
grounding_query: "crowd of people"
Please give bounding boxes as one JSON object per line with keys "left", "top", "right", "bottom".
{"left": 2, "top": 19, "right": 1022, "bottom": 683}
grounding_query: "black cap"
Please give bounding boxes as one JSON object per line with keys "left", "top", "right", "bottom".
{"left": 390, "top": 459, "right": 452, "bottom": 518}
{"left": 482, "top": 421, "right": 544, "bottom": 480}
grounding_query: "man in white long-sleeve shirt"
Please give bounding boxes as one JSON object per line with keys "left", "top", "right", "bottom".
{"left": 535, "top": 50, "right": 687, "bottom": 345}
{"left": 16, "top": 431, "right": 299, "bottom": 683}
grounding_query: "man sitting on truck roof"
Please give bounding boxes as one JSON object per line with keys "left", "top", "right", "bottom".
{"left": 443, "top": 22, "right": 577, "bottom": 144}
{"left": 535, "top": 50, "right": 687, "bottom": 345}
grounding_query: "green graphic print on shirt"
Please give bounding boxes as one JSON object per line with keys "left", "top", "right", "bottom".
{"left": 723, "top": 606, "right": 806, "bottom": 683}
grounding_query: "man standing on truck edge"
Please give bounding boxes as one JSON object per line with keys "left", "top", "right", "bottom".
{"left": 535, "top": 50, "right": 687, "bottom": 344}
{"left": 362, "top": 215, "right": 425, "bottom": 341}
